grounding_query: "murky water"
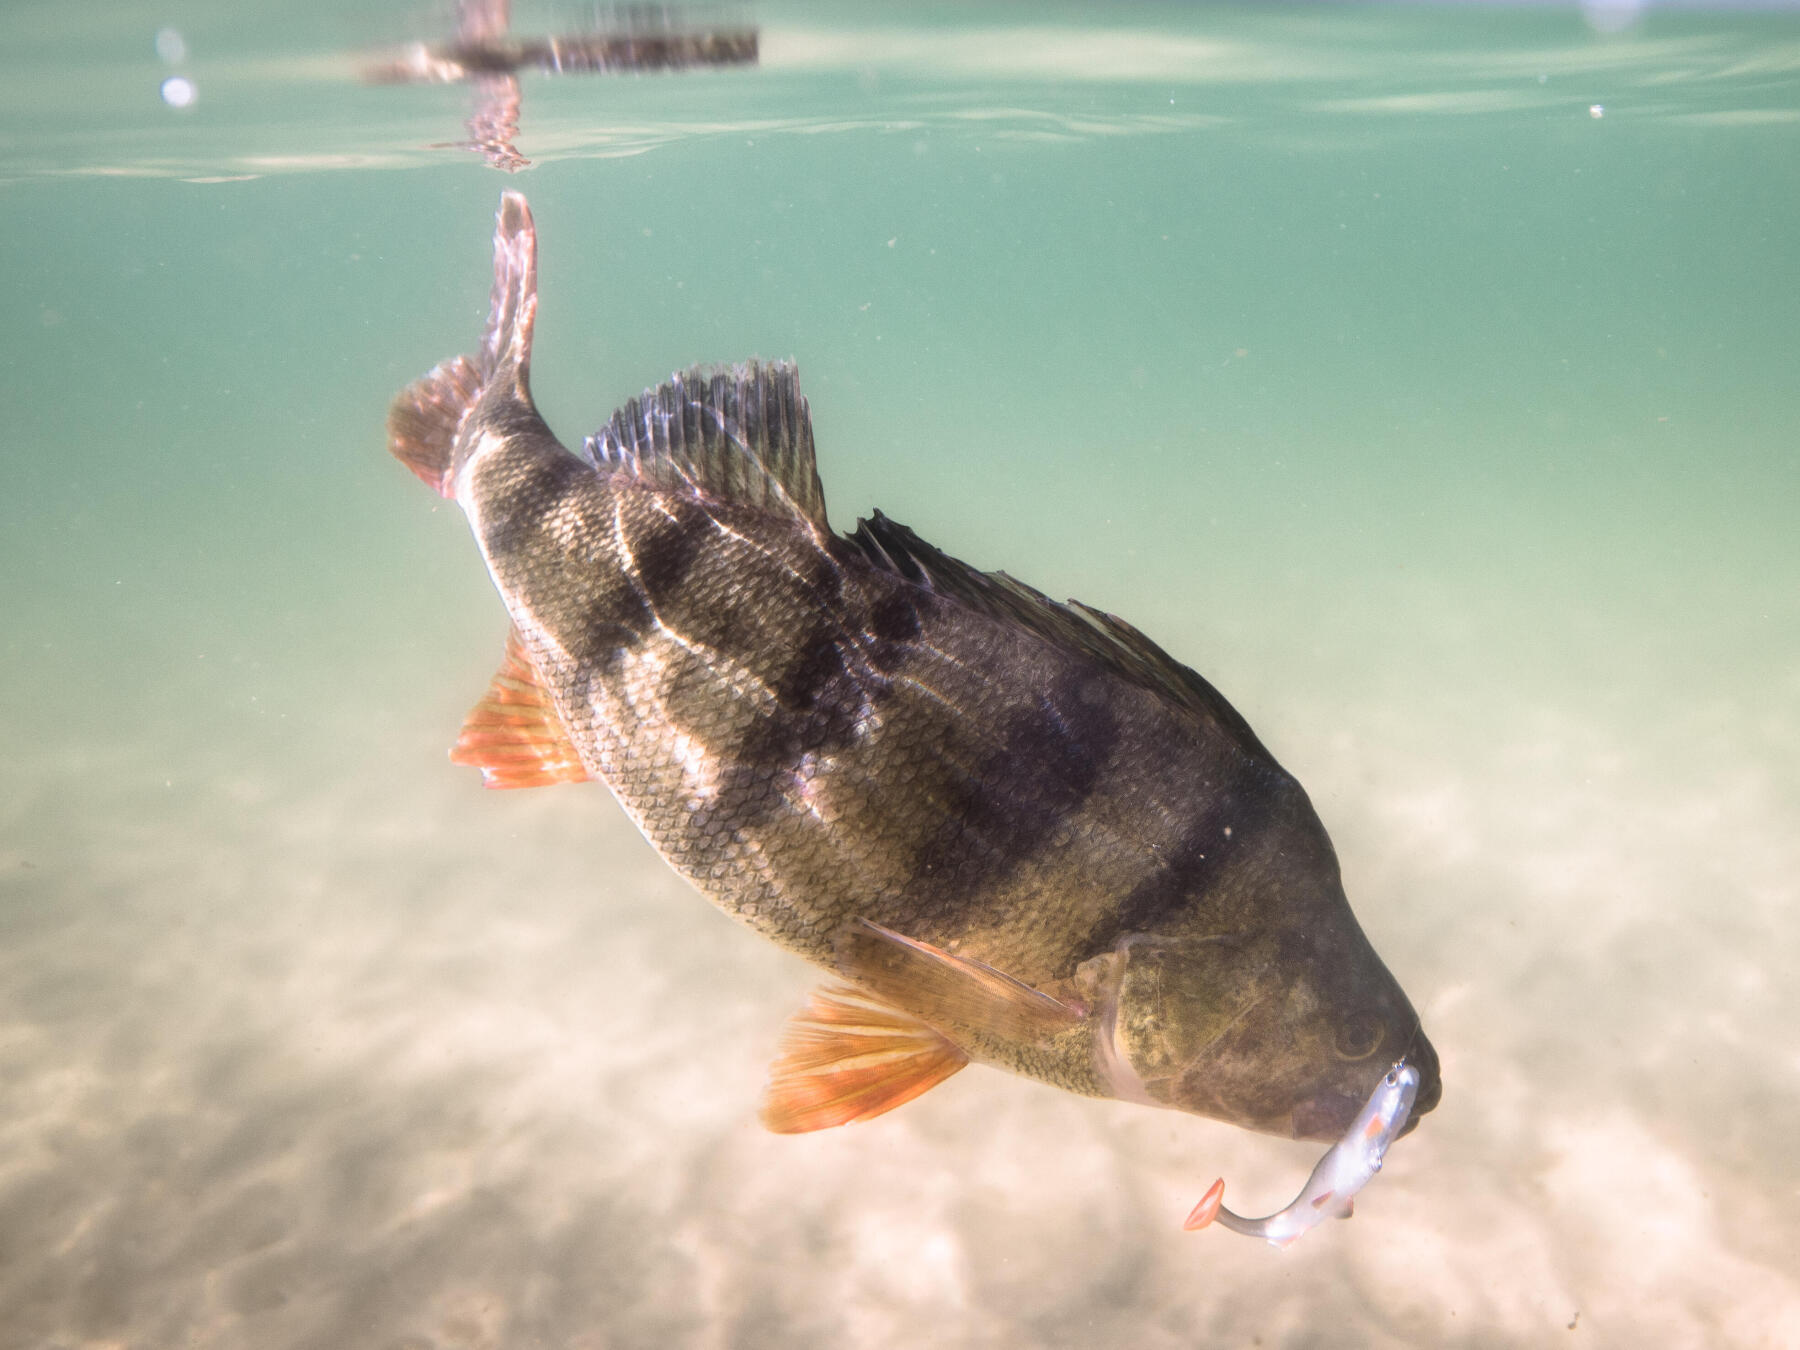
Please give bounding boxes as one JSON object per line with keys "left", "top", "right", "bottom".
{"left": 3, "top": 3, "right": 1798, "bottom": 1346}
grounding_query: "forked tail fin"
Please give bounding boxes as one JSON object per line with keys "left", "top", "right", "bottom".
{"left": 386, "top": 191, "right": 539, "bottom": 497}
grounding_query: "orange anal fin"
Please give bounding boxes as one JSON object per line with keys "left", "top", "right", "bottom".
{"left": 1184, "top": 1178, "right": 1226, "bottom": 1232}
{"left": 760, "top": 983, "right": 969, "bottom": 1134}
{"left": 450, "top": 627, "right": 590, "bottom": 789}
{"left": 387, "top": 354, "right": 481, "bottom": 498}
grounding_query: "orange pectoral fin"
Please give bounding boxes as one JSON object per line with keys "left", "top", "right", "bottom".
{"left": 837, "top": 920, "right": 1084, "bottom": 1048}
{"left": 450, "top": 627, "right": 590, "bottom": 789}
{"left": 760, "top": 983, "right": 970, "bottom": 1134}
{"left": 1184, "top": 1178, "right": 1226, "bottom": 1232}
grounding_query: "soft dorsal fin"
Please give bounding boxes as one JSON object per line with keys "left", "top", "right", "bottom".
{"left": 761, "top": 983, "right": 969, "bottom": 1134}
{"left": 582, "top": 361, "right": 829, "bottom": 531}
{"left": 845, "top": 512, "right": 1278, "bottom": 766}
{"left": 450, "top": 626, "right": 591, "bottom": 789}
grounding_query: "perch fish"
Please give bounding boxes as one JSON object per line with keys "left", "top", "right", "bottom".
{"left": 386, "top": 192, "right": 1441, "bottom": 1222}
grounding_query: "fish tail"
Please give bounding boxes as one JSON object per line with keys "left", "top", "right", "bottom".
{"left": 386, "top": 191, "right": 539, "bottom": 497}
{"left": 475, "top": 190, "right": 538, "bottom": 389}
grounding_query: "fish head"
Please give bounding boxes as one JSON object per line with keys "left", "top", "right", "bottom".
{"left": 1096, "top": 898, "right": 1441, "bottom": 1143}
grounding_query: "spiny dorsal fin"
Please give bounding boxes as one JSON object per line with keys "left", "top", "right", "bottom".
{"left": 582, "top": 361, "right": 828, "bottom": 531}
{"left": 761, "top": 983, "right": 969, "bottom": 1134}
{"left": 845, "top": 512, "right": 1277, "bottom": 765}
{"left": 450, "top": 626, "right": 590, "bottom": 789}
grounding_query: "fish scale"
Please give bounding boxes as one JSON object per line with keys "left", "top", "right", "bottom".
{"left": 387, "top": 189, "right": 1439, "bottom": 1165}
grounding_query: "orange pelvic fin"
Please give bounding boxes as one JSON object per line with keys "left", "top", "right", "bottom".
{"left": 1184, "top": 1178, "right": 1226, "bottom": 1231}
{"left": 387, "top": 354, "right": 481, "bottom": 498}
{"left": 836, "top": 920, "right": 1083, "bottom": 1048}
{"left": 450, "top": 627, "right": 590, "bottom": 789}
{"left": 760, "top": 983, "right": 969, "bottom": 1134}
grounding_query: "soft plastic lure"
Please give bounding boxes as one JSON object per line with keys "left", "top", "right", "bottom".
{"left": 1186, "top": 1060, "right": 1420, "bottom": 1249}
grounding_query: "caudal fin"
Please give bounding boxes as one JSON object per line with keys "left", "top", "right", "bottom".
{"left": 386, "top": 191, "right": 539, "bottom": 497}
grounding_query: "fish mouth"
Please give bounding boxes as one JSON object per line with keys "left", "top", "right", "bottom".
{"left": 1287, "top": 1023, "right": 1442, "bottom": 1142}
{"left": 1396, "top": 1023, "right": 1442, "bottom": 1136}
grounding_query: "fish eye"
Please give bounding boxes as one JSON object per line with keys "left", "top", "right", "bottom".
{"left": 1332, "top": 1015, "right": 1383, "bottom": 1061}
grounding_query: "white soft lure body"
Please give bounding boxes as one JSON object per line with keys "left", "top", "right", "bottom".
{"left": 1187, "top": 1060, "right": 1420, "bottom": 1249}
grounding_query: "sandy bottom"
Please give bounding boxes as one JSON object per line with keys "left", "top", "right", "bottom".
{"left": 3, "top": 662, "right": 1797, "bottom": 1350}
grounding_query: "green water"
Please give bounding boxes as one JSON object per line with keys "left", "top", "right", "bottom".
{"left": 3, "top": 3, "right": 1798, "bottom": 1347}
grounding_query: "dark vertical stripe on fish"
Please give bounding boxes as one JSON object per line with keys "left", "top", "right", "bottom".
{"left": 545, "top": 573, "right": 653, "bottom": 673}
{"left": 1091, "top": 789, "right": 1261, "bottom": 949}
{"left": 905, "top": 668, "right": 1120, "bottom": 923}
{"left": 690, "top": 616, "right": 877, "bottom": 839}
{"left": 478, "top": 453, "right": 594, "bottom": 563}
{"left": 628, "top": 496, "right": 712, "bottom": 609}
